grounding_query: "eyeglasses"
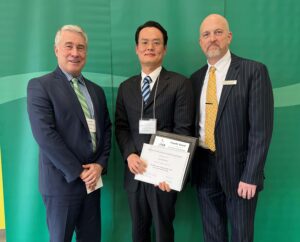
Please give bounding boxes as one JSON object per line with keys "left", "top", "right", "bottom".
{"left": 201, "top": 29, "right": 224, "bottom": 39}
{"left": 138, "top": 39, "right": 163, "bottom": 47}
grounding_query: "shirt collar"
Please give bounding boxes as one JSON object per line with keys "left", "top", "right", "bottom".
{"left": 141, "top": 66, "right": 162, "bottom": 82}
{"left": 59, "top": 67, "right": 84, "bottom": 85}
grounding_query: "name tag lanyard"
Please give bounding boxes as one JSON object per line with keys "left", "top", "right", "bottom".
{"left": 140, "top": 75, "right": 160, "bottom": 120}
{"left": 139, "top": 75, "right": 160, "bottom": 134}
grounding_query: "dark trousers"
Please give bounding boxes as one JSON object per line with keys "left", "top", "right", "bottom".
{"left": 127, "top": 182, "right": 177, "bottom": 242}
{"left": 196, "top": 149, "right": 258, "bottom": 242}
{"left": 42, "top": 189, "right": 101, "bottom": 242}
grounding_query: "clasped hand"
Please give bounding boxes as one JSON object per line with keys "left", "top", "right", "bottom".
{"left": 80, "top": 163, "right": 102, "bottom": 192}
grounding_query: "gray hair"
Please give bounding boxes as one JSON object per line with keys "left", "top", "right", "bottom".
{"left": 54, "top": 25, "right": 88, "bottom": 47}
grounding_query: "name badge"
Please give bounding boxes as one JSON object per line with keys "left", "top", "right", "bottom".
{"left": 139, "top": 119, "right": 157, "bottom": 134}
{"left": 86, "top": 118, "right": 96, "bottom": 133}
{"left": 223, "top": 80, "right": 237, "bottom": 85}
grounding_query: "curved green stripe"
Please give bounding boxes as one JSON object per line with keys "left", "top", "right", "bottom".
{"left": 273, "top": 83, "right": 300, "bottom": 108}
{"left": 0, "top": 72, "right": 126, "bottom": 105}
{"left": 0, "top": 72, "right": 299, "bottom": 107}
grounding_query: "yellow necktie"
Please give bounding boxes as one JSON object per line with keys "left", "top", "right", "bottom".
{"left": 204, "top": 66, "right": 218, "bottom": 151}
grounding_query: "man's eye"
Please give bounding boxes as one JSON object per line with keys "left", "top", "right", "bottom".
{"left": 202, "top": 33, "right": 209, "bottom": 38}
{"left": 77, "top": 46, "right": 85, "bottom": 50}
{"left": 215, "top": 30, "right": 223, "bottom": 36}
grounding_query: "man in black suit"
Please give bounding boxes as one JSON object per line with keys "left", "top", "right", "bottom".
{"left": 190, "top": 14, "right": 274, "bottom": 242}
{"left": 115, "top": 21, "right": 194, "bottom": 242}
{"left": 27, "top": 25, "right": 111, "bottom": 242}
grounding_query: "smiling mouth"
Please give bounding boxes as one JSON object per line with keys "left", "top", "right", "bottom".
{"left": 69, "top": 60, "right": 80, "bottom": 63}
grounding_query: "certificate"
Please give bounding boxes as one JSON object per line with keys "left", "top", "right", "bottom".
{"left": 135, "top": 143, "right": 190, "bottom": 191}
{"left": 135, "top": 131, "right": 198, "bottom": 191}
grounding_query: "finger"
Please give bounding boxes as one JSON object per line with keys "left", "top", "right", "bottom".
{"left": 83, "top": 174, "right": 95, "bottom": 184}
{"left": 129, "top": 164, "right": 138, "bottom": 174}
{"left": 247, "top": 190, "right": 252, "bottom": 199}
{"left": 165, "top": 184, "right": 171, "bottom": 192}
{"left": 237, "top": 187, "right": 243, "bottom": 197}
{"left": 87, "top": 184, "right": 96, "bottom": 191}
{"left": 242, "top": 189, "right": 247, "bottom": 199}
{"left": 249, "top": 188, "right": 256, "bottom": 199}
{"left": 161, "top": 182, "right": 171, "bottom": 192}
{"left": 158, "top": 183, "right": 165, "bottom": 191}
{"left": 82, "top": 164, "right": 92, "bottom": 170}
{"left": 137, "top": 163, "right": 147, "bottom": 174}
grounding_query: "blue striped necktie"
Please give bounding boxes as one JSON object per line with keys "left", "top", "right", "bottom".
{"left": 71, "top": 78, "right": 96, "bottom": 151}
{"left": 142, "top": 76, "right": 151, "bottom": 103}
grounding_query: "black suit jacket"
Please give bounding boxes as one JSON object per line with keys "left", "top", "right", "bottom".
{"left": 115, "top": 68, "right": 194, "bottom": 192}
{"left": 191, "top": 54, "right": 274, "bottom": 196}
{"left": 27, "top": 67, "right": 111, "bottom": 196}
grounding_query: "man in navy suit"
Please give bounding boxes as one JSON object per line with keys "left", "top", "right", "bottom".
{"left": 27, "top": 25, "right": 111, "bottom": 242}
{"left": 191, "top": 14, "right": 273, "bottom": 242}
{"left": 115, "top": 21, "right": 194, "bottom": 242}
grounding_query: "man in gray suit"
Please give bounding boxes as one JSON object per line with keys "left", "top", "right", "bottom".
{"left": 115, "top": 21, "right": 194, "bottom": 242}
{"left": 191, "top": 14, "right": 273, "bottom": 242}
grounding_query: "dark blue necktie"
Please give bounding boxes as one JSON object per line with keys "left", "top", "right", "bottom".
{"left": 142, "top": 76, "right": 151, "bottom": 103}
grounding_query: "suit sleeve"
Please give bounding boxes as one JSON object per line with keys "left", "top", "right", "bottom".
{"left": 241, "top": 63, "right": 274, "bottom": 184}
{"left": 94, "top": 88, "right": 112, "bottom": 172}
{"left": 115, "top": 84, "right": 138, "bottom": 162}
{"left": 173, "top": 78, "right": 195, "bottom": 136}
{"left": 27, "top": 78, "right": 83, "bottom": 183}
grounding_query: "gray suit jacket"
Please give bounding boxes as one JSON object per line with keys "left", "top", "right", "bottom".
{"left": 115, "top": 68, "right": 194, "bottom": 192}
{"left": 191, "top": 54, "right": 274, "bottom": 196}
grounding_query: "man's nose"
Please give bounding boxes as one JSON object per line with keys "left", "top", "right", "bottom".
{"left": 209, "top": 33, "right": 217, "bottom": 42}
{"left": 147, "top": 42, "right": 154, "bottom": 50}
{"left": 71, "top": 47, "right": 79, "bottom": 56}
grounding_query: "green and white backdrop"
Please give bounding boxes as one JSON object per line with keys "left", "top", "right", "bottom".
{"left": 0, "top": 0, "right": 299, "bottom": 241}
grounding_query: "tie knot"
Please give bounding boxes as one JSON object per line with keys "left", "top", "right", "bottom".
{"left": 210, "top": 66, "right": 216, "bottom": 73}
{"left": 72, "top": 78, "right": 79, "bottom": 85}
{"left": 143, "top": 76, "right": 152, "bottom": 84}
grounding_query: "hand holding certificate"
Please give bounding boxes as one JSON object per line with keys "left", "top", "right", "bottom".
{"left": 86, "top": 176, "right": 103, "bottom": 194}
{"left": 134, "top": 131, "right": 197, "bottom": 191}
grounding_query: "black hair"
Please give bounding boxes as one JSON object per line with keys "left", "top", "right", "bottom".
{"left": 135, "top": 20, "right": 168, "bottom": 46}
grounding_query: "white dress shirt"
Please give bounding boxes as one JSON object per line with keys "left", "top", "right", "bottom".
{"left": 141, "top": 66, "right": 162, "bottom": 91}
{"left": 199, "top": 50, "right": 232, "bottom": 147}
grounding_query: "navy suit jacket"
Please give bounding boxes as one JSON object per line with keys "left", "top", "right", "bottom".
{"left": 115, "top": 68, "right": 194, "bottom": 192}
{"left": 27, "top": 67, "right": 111, "bottom": 196}
{"left": 191, "top": 54, "right": 274, "bottom": 196}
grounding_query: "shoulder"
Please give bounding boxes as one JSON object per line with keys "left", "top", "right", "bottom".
{"left": 119, "top": 74, "right": 140, "bottom": 88}
{"left": 160, "top": 68, "right": 188, "bottom": 84}
{"left": 190, "top": 65, "right": 207, "bottom": 81}
{"left": 27, "top": 70, "right": 58, "bottom": 88}
{"left": 232, "top": 54, "right": 267, "bottom": 70}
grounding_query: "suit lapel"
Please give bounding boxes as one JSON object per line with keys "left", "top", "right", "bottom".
{"left": 144, "top": 68, "right": 169, "bottom": 108}
{"left": 84, "top": 79, "right": 101, "bottom": 143}
{"left": 195, "top": 66, "right": 208, "bottom": 131}
{"left": 130, "top": 75, "right": 143, "bottom": 111}
{"left": 54, "top": 68, "right": 89, "bottom": 131}
{"left": 216, "top": 55, "right": 240, "bottom": 126}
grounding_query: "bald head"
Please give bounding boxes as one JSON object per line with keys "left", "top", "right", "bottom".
{"left": 200, "top": 14, "right": 230, "bottom": 34}
{"left": 199, "top": 14, "right": 232, "bottom": 64}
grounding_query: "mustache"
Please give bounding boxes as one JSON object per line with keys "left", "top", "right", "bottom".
{"left": 208, "top": 42, "right": 220, "bottom": 48}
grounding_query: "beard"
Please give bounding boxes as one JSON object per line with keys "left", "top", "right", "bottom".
{"left": 205, "top": 45, "right": 222, "bottom": 59}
